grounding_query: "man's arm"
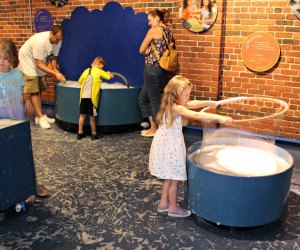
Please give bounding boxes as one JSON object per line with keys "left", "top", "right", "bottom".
{"left": 50, "top": 57, "right": 60, "bottom": 73}
{"left": 35, "top": 59, "right": 65, "bottom": 81}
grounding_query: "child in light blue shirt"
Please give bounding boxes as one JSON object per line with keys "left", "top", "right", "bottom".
{"left": 0, "top": 39, "right": 34, "bottom": 119}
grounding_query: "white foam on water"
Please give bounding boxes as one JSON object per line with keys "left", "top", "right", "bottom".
{"left": 62, "top": 81, "right": 80, "bottom": 88}
{"left": 0, "top": 119, "right": 23, "bottom": 129}
{"left": 101, "top": 82, "right": 128, "bottom": 89}
{"left": 193, "top": 145, "right": 290, "bottom": 176}
{"left": 58, "top": 81, "right": 130, "bottom": 89}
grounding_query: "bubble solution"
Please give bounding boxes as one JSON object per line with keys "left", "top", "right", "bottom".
{"left": 191, "top": 144, "right": 290, "bottom": 177}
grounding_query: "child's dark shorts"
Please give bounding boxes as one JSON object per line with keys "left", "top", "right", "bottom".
{"left": 80, "top": 98, "right": 95, "bottom": 116}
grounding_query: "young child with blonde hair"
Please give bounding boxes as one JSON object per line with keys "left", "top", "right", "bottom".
{"left": 149, "top": 75, "right": 232, "bottom": 217}
{"left": 0, "top": 39, "right": 34, "bottom": 120}
{"left": 0, "top": 39, "right": 49, "bottom": 197}
{"left": 77, "top": 56, "right": 113, "bottom": 140}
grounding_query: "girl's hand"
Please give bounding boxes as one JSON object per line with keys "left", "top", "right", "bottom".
{"left": 220, "top": 116, "right": 233, "bottom": 124}
{"left": 24, "top": 100, "right": 35, "bottom": 117}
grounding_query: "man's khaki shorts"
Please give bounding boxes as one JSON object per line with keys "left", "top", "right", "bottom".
{"left": 23, "top": 74, "right": 46, "bottom": 94}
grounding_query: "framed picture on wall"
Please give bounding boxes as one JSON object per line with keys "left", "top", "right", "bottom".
{"left": 49, "top": 0, "right": 69, "bottom": 7}
{"left": 179, "top": 0, "right": 217, "bottom": 33}
{"left": 290, "top": 0, "right": 300, "bottom": 19}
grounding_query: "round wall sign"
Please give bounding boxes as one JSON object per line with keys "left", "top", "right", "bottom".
{"left": 34, "top": 9, "right": 54, "bottom": 33}
{"left": 49, "top": 0, "right": 69, "bottom": 7}
{"left": 241, "top": 32, "right": 280, "bottom": 72}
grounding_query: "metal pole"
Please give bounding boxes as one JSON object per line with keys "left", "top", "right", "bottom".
{"left": 28, "top": 0, "right": 34, "bottom": 33}
{"left": 217, "top": 0, "right": 227, "bottom": 101}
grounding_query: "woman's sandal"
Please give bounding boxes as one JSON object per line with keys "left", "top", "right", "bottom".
{"left": 168, "top": 207, "right": 192, "bottom": 218}
{"left": 141, "top": 133, "right": 155, "bottom": 137}
{"left": 141, "top": 129, "right": 156, "bottom": 137}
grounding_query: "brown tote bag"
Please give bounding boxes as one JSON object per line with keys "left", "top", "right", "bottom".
{"left": 151, "top": 27, "right": 178, "bottom": 72}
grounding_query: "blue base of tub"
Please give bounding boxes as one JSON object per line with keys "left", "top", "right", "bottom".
{"left": 187, "top": 141, "right": 294, "bottom": 227}
{"left": 56, "top": 118, "right": 140, "bottom": 133}
{"left": 0, "top": 121, "right": 36, "bottom": 211}
{"left": 55, "top": 84, "right": 142, "bottom": 132}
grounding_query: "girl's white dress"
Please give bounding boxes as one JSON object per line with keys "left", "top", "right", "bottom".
{"left": 149, "top": 115, "right": 187, "bottom": 180}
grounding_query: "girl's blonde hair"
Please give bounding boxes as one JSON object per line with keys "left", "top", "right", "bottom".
{"left": 0, "top": 39, "right": 19, "bottom": 68}
{"left": 92, "top": 56, "right": 105, "bottom": 67}
{"left": 156, "top": 75, "right": 192, "bottom": 128}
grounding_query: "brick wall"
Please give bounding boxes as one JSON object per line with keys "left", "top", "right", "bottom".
{"left": 221, "top": 1, "right": 300, "bottom": 140}
{"left": 1, "top": 0, "right": 299, "bottom": 140}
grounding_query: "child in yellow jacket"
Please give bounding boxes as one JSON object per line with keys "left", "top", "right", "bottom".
{"left": 77, "top": 56, "right": 114, "bottom": 140}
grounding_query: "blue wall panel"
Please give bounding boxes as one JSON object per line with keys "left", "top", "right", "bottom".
{"left": 58, "top": 2, "right": 148, "bottom": 87}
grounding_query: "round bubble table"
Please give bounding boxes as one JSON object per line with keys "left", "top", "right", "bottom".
{"left": 187, "top": 139, "right": 294, "bottom": 227}
{"left": 55, "top": 81, "right": 142, "bottom": 132}
{"left": 187, "top": 97, "right": 294, "bottom": 227}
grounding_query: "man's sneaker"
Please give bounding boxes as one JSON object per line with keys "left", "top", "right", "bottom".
{"left": 38, "top": 116, "right": 51, "bottom": 129}
{"left": 35, "top": 115, "right": 55, "bottom": 125}
{"left": 45, "top": 115, "right": 55, "bottom": 123}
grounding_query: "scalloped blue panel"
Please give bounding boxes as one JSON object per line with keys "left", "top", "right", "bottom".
{"left": 58, "top": 2, "right": 148, "bottom": 87}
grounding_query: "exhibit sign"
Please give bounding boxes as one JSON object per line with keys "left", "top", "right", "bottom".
{"left": 241, "top": 32, "right": 280, "bottom": 72}
{"left": 34, "top": 9, "right": 54, "bottom": 32}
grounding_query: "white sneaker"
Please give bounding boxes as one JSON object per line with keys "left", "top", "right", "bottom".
{"left": 38, "top": 115, "right": 51, "bottom": 129}
{"left": 140, "top": 122, "right": 150, "bottom": 129}
{"left": 35, "top": 114, "right": 55, "bottom": 125}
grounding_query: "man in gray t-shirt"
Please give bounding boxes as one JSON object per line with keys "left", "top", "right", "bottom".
{"left": 18, "top": 25, "right": 65, "bottom": 130}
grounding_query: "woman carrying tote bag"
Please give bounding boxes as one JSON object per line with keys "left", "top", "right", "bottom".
{"left": 139, "top": 9, "right": 175, "bottom": 137}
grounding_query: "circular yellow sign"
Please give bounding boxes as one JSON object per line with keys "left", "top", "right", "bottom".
{"left": 241, "top": 32, "right": 280, "bottom": 72}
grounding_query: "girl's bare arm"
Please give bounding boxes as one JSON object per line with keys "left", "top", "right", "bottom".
{"left": 185, "top": 100, "right": 216, "bottom": 110}
{"left": 174, "top": 104, "right": 232, "bottom": 123}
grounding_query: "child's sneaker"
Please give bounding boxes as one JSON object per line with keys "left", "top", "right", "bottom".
{"left": 157, "top": 204, "right": 169, "bottom": 213}
{"left": 77, "top": 133, "right": 85, "bottom": 140}
{"left": 91, "top": 134, "right": 102, "bottom": 140}
{"left": 168, "top": 207, "right": 191, "bottom": 218}
{"left": 38, "top": 115, "right": 51, "bottom": 129}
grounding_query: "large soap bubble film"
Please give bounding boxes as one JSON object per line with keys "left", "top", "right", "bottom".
{"left": 201, "top": 97, "right": 289, "bottom": 145}
{"left": 193, "top": 97, "right": 290, "bottom": 176}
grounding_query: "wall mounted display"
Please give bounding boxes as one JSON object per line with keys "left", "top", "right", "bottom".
{"left": 49, "top": 0, "right": 68, "bottom": 7}
{"left": 34, "top": 9, "right": 54, "bottom": 32}
{"left": 290, "top": 0, "right": 300, "bottom": 19}
{"left": 241, "top": 32, "right": 280, "bottom": 72}
{"left": 179, "top": 0, "right": 217, "bottom": 33}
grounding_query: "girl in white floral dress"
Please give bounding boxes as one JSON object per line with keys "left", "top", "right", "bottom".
{"left": 149, "top": 75, "right": 232, "bottom": 218}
